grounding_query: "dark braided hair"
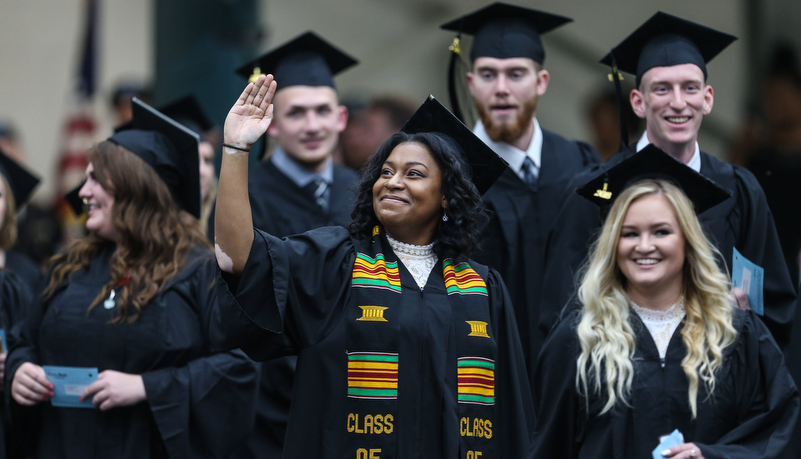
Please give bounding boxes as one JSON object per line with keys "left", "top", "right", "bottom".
{"left": 349, "top": 131, "right": 485, "bottom": 262}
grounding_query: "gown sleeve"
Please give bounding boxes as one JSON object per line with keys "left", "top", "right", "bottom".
{"left": 695, "top": 312, "right": 799, "bottom": 459}
{"left": 731, "top": 167, "right": 797, "bottom": 350}
{"left": 529, "top": 312, "right": 584, "bottom": 459}
{"left": 141, "top": 252, "right": 259, "bottom": 459}
{"left": 210, "top": 226, "right": 355, "bottom": 360}
{"left": 487, "top": 267, "right": 536, "bottom": 458}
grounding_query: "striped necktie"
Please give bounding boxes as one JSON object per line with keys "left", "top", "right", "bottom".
{"left": 522, "top": 156, "right": 538, "bottom": 187}
{"left": 311, "top": 177, "right": 329, "bottom": 211}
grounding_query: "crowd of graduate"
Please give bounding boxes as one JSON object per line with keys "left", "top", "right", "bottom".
{"left": 0, "top": 2, "right": 800, "bottom": 458}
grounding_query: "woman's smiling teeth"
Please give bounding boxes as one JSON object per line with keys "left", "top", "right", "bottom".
{"left": 635, "top": 258, "right": 660, "bottom": 265}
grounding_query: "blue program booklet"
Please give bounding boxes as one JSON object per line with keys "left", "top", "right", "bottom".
{"left": 732, "top": 247, "right": 765, "bottom": 316}
{"left": 0, "top": 329, "right": 6, "bottom": 354}
{"left": 652, "top": 429, "right": 684, "bottom": 459}
{"left": 42, "top": 365, "right": 98, "bottom": 408}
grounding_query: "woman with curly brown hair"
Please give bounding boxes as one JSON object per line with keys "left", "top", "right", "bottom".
{"left": 6, "top": 101, "right": 257, "bottom": 459}
{"left": 212, "top": 75, "right": 533, "bottom": 458}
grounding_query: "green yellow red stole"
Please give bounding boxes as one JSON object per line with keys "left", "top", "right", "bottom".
{"left": 345, "top": 225, "right": 498, "bottom": 458}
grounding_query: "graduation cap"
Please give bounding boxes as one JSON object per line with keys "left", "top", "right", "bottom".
{"left": 576, "top": 144, "right": 731, "bottom": 215}
{"left": 402, "top": 96, "right": 508, "bottom": 195}
{"left": 440, "top": 2, "right": 572, "bottom": 63}
{"left": 235, "top": 31, "right": 357, "bottom": 88}
{"left": 0, "top": 147, "right": 40, "bottom": 208}
{"left": 108, "top": 97, "right": 202, "bottom": 218}
{"left": 600, "top": 12, "right": 737, "bottom": 87}
{"left": 159, "top": 95, "right": 214, "bottom": 137}
{"left": 440, "top": 3, "right": 570, "bottom": 122}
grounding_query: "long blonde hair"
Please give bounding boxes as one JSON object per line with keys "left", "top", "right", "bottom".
{"left": 576, "top": 179, "right": 737, "bottom": 417}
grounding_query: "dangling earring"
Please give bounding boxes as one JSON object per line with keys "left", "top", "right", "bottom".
{"left": 442, "top": 213, "right": 449, "bottom": 222}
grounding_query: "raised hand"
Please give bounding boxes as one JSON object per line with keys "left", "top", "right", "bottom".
{"left": 223, "top": 74, "right": 277, "bottom": 150}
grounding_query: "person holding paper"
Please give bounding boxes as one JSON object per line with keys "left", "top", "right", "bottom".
{"left": 531, "top": 147, "right": 799, "bottom": 458}
{"left": 6, "top": 99, "right": 257, "bottom": 459}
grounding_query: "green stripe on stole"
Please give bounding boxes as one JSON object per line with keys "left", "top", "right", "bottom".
{"left": 345, "top": 226, "right": 498, "bottom": 457}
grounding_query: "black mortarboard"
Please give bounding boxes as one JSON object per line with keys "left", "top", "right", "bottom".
{"left": 109, "top": 98, "right": 202, "bottom": 218}
{"left": 576, "top": 144, "right": 731, "bottom": 214}
{"left": 0, "top": 147, "right": 40, "bottom": 207}
{"left": 440, "top": 2, "right": 572, "bottom": 63}
{"left": 159, "top": 95, "right": 214, "bottom": 137}
{"left": 235, "top": 31, "right": 357, "bottom": 88}
{"left": 402, "top": 96, "right": 508, "bottom": 195}
{"left": 600, "top": 12, "right": 737, "bottom": 87}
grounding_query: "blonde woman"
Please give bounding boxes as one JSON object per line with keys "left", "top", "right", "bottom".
{"left": 532, "top": 173, "right": 798, "bottom": 458}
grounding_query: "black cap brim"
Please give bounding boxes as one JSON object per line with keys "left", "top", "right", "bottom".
{"left": 110, "top": 98, "right": 202, "bottom": 218}
{"left": 441, "top": 2, "right": 571, "bottom": 62}
{"left": 576, "top": 144, "right": 731, "bottom": 214}
{"left": 402, "top": 96, "right": 508, "bottom": 195}
{"left": 0, "top": 147, "right": 40, "bottom": 207}
{"left": 600, "top": 11, "right": 737, "bottom": 82}
{"left": 159, "top": 95, "right": 214, "bottom": 135}
{"left": 235, "top": 31, "right": 357, "bottom": 88}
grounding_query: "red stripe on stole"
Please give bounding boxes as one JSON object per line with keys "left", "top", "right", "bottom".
{"left": 352, "top": 266, "right": 401, "bottom": 280}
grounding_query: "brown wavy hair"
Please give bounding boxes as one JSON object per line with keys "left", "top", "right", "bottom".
{"left": 43, "top": 141, "right": 211, "bottom": 323}
{"left": 0, "top": 173, "right": 18, "bottom": 251}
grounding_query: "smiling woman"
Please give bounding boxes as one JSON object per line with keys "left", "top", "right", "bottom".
{"left": 531, "top": 146, "right": 799, "bottom": 459}
{"left": 213, "top": 78, "right": 534, "bottom": 457}
{"left": 6, "top": 100, "right": 258, "bottom": 459}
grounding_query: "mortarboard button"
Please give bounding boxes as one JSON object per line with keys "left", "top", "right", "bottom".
{"left": 402, "top": 96, "right": 508, "bottom": 196}
{"left": 575, "top": 144, "right": 731, "bottom": 214}
{"left": 235, "top": 31, "right": 357, "bottom": 89}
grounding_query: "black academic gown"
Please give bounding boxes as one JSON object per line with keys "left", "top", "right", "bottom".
{"left": 747, "top": 148, "right": 801, "bottom": 287}
{"left": 211, "top": 227, "right": 534, "bottom": 458}
{"left": 541, "top": 147, "right": 798, "bottom": 350}
{"left": 531, "top": 308, "right": 799, "bottom": 459}
{"left": 473, "top": 129, "right": 600, "bottom": 385}
{"left": 0, "top": 270, "right": 34, "bottom": 459}
{"left": 216, "top": 159, "right": 358, "bottom": 459}
{"left": 5, "top": 244, "right": 258, "bottom": 459}
{"left": 4, "top": 251, "right": 42, "bottom": 294}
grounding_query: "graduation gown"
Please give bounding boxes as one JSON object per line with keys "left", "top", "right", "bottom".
{"left": 541, "top": 147, "right": 798, "bottom": 350}
{"left": 211, "top": 226, "right": 534, "bottom": 458}
{"left": 5, "top": 244, "right": 258, "bottom": 459}
{"left": 4, "top": 250, "right": 42, "bottom": 294}
{"left": 747, "top": 148, "right": 801, "bottom": 287}
{"left": 473, "top": 129, "right": 600, "bottom": 383}
{"left": 531, "top": 308, "right": 799, "bottom": 459}
{"left": 214, "top": 159, "right": 359, "bottom": 458}
{"left": 0, "top": 270, "right": 34, "bottom": 459}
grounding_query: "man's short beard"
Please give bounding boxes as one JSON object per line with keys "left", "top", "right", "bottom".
{"left": 475, "top": 96, "right": 538, "bottom": 143}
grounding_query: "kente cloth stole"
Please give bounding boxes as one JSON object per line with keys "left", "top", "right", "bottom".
{"left": 345, "top": 225, "right": 497, "bottom": 458}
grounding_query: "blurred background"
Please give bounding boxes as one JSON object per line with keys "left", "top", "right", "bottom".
{"left": 0, "top": 0, "right": 799, "bottom": 203}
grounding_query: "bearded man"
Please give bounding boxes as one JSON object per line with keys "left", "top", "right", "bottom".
{"left": 441, "top": 3, "right": 600, "bottom": 387}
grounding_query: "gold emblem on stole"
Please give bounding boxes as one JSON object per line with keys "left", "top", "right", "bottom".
{"left": 357, "top": 306, "right": 388, "bottom": 322}
{"left": 466, "top": 321, "right": 490, "bottom": 338}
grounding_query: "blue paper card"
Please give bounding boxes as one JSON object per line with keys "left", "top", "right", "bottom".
{"left": 652, "top": 429, "right": 684, "bottom": 459}
{"left": 0, "top": 329, "right": 6, "bottom": 354}
{"left": 732, "top": 247, "right": 765, "bottom": 316}
{"left": 43, "top": 365, "right": 98, "bottom": 408}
